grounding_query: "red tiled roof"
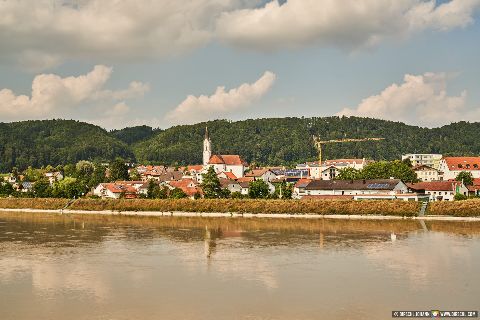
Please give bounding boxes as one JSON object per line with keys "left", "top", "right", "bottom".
{"left": 236, "top": 177, "right": 254, "bottom": 183}
{"left": 295, "top": 178, "right": 312, "bottom": 188}
{"left": 103, "top": 183, "right": 137, "bottom": 194}
{"left": 184, "top": 165, "right": 204, "bottom": 172}
{"left": 474, "top": 178, "right": 480, "bottom": 186}
{"left": 245, "top": 169, "right": 269, "bottom": 177}
{"left": 407, "top": 181, "right": 461, "bottom": 191}
{"left": 444, "top": 157, "right": 480, "bottom": 171}
{"left": 223, "top": 171, "right": 237, "bottom": 180}
{"left": 208, "top": 154, "right": 247, "bottom": 166}
{"left": 168, "top": 179, "right": 201, "bottom": 196}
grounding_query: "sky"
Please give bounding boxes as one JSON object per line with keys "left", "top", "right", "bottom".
{"left": 0, "top": 0, "right": 479, "bottom": 130}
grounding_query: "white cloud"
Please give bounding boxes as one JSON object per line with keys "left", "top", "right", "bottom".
{"left": 0, "top": 0, "right": 241, "bottom": 70}
{"left": 1, "top": 0, "right": 478, "bottom": 70}
{"left": 216, "top": 0, "right": 480, "bottom": 51}
{"left": 166, "top": 71, "right": 276, "bottom": 125}
{"left": 336, "top": 72, "right": 480, "bottom": 127}
{"left": 0, "top": 65, "right": 149, "bottom": 121}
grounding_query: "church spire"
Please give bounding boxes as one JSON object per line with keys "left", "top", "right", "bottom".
{"left": 203, "top": 127, "right": 212, "bottom": 166}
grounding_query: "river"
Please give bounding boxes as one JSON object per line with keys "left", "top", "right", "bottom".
{"left": 0, "top": 212, "right": 479, "bottom": 320}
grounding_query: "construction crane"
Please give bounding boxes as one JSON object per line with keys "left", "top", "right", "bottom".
{"left": 312, "top": 136, "right": 385, "bottom": 165}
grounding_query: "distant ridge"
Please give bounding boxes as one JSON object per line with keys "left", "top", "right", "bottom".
{"left": 1, "top": 117, "right": 479, "bottom": 171}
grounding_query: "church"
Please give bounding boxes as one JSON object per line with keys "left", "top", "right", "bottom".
{"left": 203, "top": 127, "right": 247, "bottom": 178}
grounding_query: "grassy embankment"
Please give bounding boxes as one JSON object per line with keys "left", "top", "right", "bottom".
{"left": 0, "top": 198, "right": 419, "bottom": 216}
{"left": 428, "top": 199, "right": 480, "bottom": 217}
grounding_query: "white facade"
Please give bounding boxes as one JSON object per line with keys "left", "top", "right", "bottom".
{"left": 402, "top": 154, "right": 442, "bottom": 169}
{"left": 298, "top": 159, "right": 369, "bottom": 180}
{"left": 439, "top": 157, "right": 480, "bottom": 181}
{"left": 203, "top": 127, "right": 212, "bottom": 166}
{"left": 413, "top": 165, "right": 443, "bottom": 182}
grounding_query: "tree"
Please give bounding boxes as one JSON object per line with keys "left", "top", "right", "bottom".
{"left": 454, "top": 193, "right": 468, "bottom": 201}
{"left": 336, "top": 167, "right": 362, "bottom": 180}
{"left": 33, "top": 178, "right": 52, "bottom": 198}
{"left": 248, "top": 180, "right": 270, "bottom": 199}
{"left": 201, "top": 166, "right": 222, "bottom": 198}
{"left": 109, "top": 159, "right": 129, "bottom": 181}
{"left": 0, "top": 182, "right": 14, "bottom": 196}
{"left": 358, "top": 160, "right": 418, "bottom": 182}
{"left": 169, "top": 188, "right": 187, "bottom": 199}
{"left": 129, "top": 168, "right": 141, "bottom": 181}
{"left": 456, "top": 171, "right": 474, "bottom": 186}
{"left": 76, "top": 161, "right": 95, "bottom": 178}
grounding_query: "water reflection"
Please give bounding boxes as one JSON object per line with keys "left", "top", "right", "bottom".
{"left": 0, "top": 212, "right": 479, "bottom": 320}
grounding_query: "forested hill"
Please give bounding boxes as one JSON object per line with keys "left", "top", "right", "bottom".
{"left": 1, "top": 117, "right": 480, "bottom": 171}
{"left": 132, "top": 117, "right": 480, "bottom": 166}
{"left": 0, "top": 120, "right": 133, "bottom": 171}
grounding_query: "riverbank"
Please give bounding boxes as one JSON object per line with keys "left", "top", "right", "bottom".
{"left": 0, "top": 198, "right": 420, "bottom": 216}
{"left": 0, "top": 197, "right": 479, "bottom": 220}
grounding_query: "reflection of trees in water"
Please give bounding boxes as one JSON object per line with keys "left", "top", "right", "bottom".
{"left": 1, "top": 212, "right": 480, "bottom": 253}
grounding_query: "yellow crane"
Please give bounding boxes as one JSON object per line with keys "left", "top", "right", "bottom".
{"left": 312, "top": 136, "right": 385, "bottom": 165}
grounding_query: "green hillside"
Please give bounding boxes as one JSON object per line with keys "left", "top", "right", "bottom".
{"left": 1, "top": 117, "right": 480, "bottom": 172}
{"left": 0, "top": 120, "right": 133, "bottom": 171}
{"left": 132, "top": 117, "right": 480, "bottom": 166}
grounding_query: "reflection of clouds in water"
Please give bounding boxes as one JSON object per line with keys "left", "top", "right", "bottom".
{"left": 0, "top": 256, "right": 110, "bottom": 301}
{"left": 364, "top": 232, "right": 472, "bottom": 289}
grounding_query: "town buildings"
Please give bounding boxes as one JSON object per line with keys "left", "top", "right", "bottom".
{"left": 297, "top": 158, "right": 370, "bottom": 180}
{"left": 402, "top": 154, "right": 443, "bottom": 169}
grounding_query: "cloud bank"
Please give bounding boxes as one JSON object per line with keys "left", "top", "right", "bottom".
{"left": 0, "top": 65, "right": 149, "bottom": 122}
{"left": 217, "top": 0, "right": 480, "bottom": 51}
{"left": 0, "top": 0, "right": 479, "bottom": 69}
{"left": 337, "top": 72, "right": 480, "bottom": 127}
{"left": 166, "top": 71, "right": 276, "bottom": 125}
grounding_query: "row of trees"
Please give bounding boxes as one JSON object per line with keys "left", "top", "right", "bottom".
{"left": 336, "top": 160, "right": 418, "bottom": 182}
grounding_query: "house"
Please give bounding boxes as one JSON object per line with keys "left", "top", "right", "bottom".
{"left": 401, "top": 154, "right": 443, "bottom": 170}
{"left": 93, "top": 183, "right": 137, "bottom": 199}
{"left": 293, "top": 178, "right": 312, "bottom": 199}
{"left": 165, "top": 179, "right": 202, "bottom": 199}
{"left": 407, "top": 181, "right": 468, "bottom": 201}
{"left": 17, "top": 181, "right": 34, "bottom": 193}
{"left": 203, "top": 127, "right": 248, "bottom": 178}
{"left": 44, "top": 171, "right": 63, "bottom": 185}
{"left": 244, "top": 168, "right": 277, "bottom": 182}
{"left": 271, "top": 168, "right": 309, "bottom": 182}
{"left": 438, "top": 157, "right": 480, "bottom": 180}
{"left": 217, "top": 171, "right": 238, "bottom": 180}
{"left": 303, "top": 179, "right": 408, "bottom": 198}
{"left": 413, "top": 165, "right": 443, "bottom": 182}
{"left": 219, "top": 178, "right": 243, "bottom": 194}
{"left": 297, "top": 159, "right": 370, "bottom": 180}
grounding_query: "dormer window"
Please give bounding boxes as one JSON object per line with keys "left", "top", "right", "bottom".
{"left": 466, "top": 164, "right": 470, "bottom": 169}
{"left": 474, "top": 164, "right": 479, "bottom": 169}
{"left": 458, "top": 164, "right": 463, "bottom": 169}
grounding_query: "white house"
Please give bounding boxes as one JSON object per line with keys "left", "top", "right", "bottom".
{"left": 293, "top": 178, "right": 312, "bottom": 199}
{"left": 44, "top": 171, "right": 63, "bottom": 185}
{"left": 402, "top": 154, "right": 443, "bottom": 170}
{"left": 244, "top": 168, "right": 277, "bottom": 182}
{"left": 93, "top": 183, "right": 137, "bottom": 199}
{"left": 297, "top": 159, "right": 370, "bottom": 180}
{"left": 438, "top": 157, "right": 480, "bottom": 181}
{"left": 303, "top": 179, "right": 408, "bottom": 197}
{"left": 407, "top": 181, "right": 468, "bottom": 201}
{"left": 413, "top": 165, "right": 443, "bottom": 182}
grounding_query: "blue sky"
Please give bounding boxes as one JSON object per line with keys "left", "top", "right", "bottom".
{"left": 0, "top": 0, "right": 479, "bottom": 129}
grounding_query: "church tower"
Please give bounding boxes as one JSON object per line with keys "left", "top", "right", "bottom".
{"left": 203, "top": 127, "right": 212, "bottom": 166}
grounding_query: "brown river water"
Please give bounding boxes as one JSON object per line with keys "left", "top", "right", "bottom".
{"left": 0, "top": 212, "right": 479, "bottom": 320}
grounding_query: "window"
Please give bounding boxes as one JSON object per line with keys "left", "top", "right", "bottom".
{"left": 466, "top": 164, "right": 470, "bottom": 169}
{"left": 458, "top": 164, "right": 463, "bottom": 168}
{"left": 474, "top": 164, "right": 479, "bottom": 169}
